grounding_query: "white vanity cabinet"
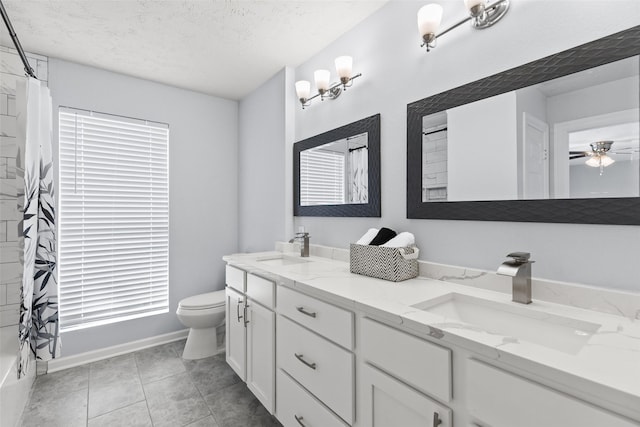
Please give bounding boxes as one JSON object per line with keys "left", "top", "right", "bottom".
{"left": 276, "top": 286, "right": 355, "bottom": 426}
{"left": 466, "top": 359, "right": 639, "bottom": 427}
{"left": 225, "top": 266, "right": 276, "bottom": 414}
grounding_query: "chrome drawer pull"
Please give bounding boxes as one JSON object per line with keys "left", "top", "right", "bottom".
{"left": 243, "top": 304, "right": 250, "bottom": 326}
{"left": 294, "top": 415, "right": 306, "bottom": 427}
{"left": 236, "top": 299, "right": 244, "bottom": 322}
{"left": 294, "top": 353, "right": 317, "bottom": 370}
{"left": 433, "top": 412, "right": 442, "bottom": 427}
{"left": 296, "top": 306, "right": 317, "bottom": 318}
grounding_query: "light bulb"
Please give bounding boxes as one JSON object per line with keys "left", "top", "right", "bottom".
{"left": 295, "top": 80, "right": 310, "bottom": 101}
{"left": 314, "top": 69, "right": 331, "bottom": 93}
{"left": 417, "top": 4, "right": 443, "bottom": 38}
{"left": 335, "top": 56, "right": 353, "bottom": 82}
{"left": 464, "top": 0, "right": 484, "bottom": 10}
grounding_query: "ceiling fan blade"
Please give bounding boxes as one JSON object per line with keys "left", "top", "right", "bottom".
{"left": 570, "top": 154, "right": 587, "bottom": 159}
{"left": 569, "top": 151, "right": 589, "bottom": 155}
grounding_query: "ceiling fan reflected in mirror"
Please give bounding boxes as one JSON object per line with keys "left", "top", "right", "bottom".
{"left": 569, "top": 140, "right": 638, "bottom": 175}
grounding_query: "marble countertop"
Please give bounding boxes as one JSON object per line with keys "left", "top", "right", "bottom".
{"left": 223, "top": 250, "right": 640, "bottom": 418}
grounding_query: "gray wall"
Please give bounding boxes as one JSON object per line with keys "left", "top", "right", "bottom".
{"left": 49, "top": 59, "right": 239, "bottom": 355}
{"left": 238, "top": 69, "right": 288, "bottom": 252}
{"left": 290, "top": 0, "right": 640, "bottom": 291}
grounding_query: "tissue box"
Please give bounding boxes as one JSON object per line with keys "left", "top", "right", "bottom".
{"left": 350, "top": 243, "right": 419, "bottom": 282}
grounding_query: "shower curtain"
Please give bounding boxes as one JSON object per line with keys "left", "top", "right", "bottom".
{"left": 348, "top": 147, "right": 368, "bottom": 203}
{"left": 16, "top": 77, "right": 60, "bottom": 378}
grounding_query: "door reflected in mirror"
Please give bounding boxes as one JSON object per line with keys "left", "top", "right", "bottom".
{"left": 300, "top": 133, "right": 369, "bottom": 206}
{"left": 421, "top": 55, "right": 639, "bottom": 202}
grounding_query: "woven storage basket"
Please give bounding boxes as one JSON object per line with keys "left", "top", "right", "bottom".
{"left": 350, "top": 243, "right": 419, "bottom": 282}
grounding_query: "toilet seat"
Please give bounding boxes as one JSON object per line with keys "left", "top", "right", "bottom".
{"left": 179, "top": 291, "right": 225, "bottom": 310}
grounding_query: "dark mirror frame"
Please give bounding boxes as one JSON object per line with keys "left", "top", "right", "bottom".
{"left": 407, "top": 25, "right": 640, "bottom": 225}
{"left": 294, "top": 113, "right": 381, "bottom": 217}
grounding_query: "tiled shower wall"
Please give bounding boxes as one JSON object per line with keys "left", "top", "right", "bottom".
{"left": 0, "top": 45, "right": 48, "bottom": 327}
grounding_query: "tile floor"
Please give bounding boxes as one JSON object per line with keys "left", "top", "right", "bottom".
{"left": 19, "top": 340, "right": 283, "bottom": 427}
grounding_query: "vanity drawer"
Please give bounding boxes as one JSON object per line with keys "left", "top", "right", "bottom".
{"left": 225, "top": 265, "right": 246, "bottom": 293}
{"left": 247, "top": 273, "right": 275, "bottom": 309}
{"left": 467, "top": 359, "right": 638, "bottom": 427}
{"left": 361, "top": 317, "right": 452, "bottom": 403}
{"left": 277, "top": 315, "right": 354, "bottom": 425}
{"left": 278, "top": 286, "right": 354, "bottom": 349}
{"left": 276, "top": 369, "right": 348, "bottom": 427}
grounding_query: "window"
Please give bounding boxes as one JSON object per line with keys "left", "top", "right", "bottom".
{"left": 58, "top": 107, "right": 169, "bottom": 331}
{"left": 299, "top": 148, "right": 345, "bottom": 206}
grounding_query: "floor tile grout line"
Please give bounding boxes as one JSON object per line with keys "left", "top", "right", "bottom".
{"left": 132, "top": 349, "right": 155, "bottom": 427}
{"left": 178, "top": 356, "right": 215, "bottom": 426}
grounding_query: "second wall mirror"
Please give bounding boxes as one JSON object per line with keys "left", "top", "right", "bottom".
{"left": 407, "top": 25, "right": 640, "bottom": 225}
{"left": 294, "top": 114, "right": 381, "bottom": 217}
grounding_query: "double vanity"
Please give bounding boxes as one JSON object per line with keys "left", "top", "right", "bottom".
{"left": 223, "top": 245, "right": 640, "bottom": 427}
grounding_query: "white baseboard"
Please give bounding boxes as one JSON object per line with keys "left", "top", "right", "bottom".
{"left": 47, "top": 329, "right": 189, "bottom": 373}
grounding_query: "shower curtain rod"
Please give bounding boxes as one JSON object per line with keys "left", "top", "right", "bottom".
{"left": 0, "top": 0, "right": 37, "bottom": 79}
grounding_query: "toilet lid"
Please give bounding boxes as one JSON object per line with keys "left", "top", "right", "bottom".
{"left": 179, "top": 291, "right": 225, "bottom": 309}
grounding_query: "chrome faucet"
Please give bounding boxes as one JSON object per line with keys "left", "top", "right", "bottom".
{"left": 289, "top": 232, "right": 310, "bottom": 257}
{"left": 497, "top": 252, "right": 534, "bottom": 304}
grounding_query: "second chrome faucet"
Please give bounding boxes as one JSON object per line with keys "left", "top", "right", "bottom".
{"left": 497, "top": 252, "right": 534, "bottom": 304}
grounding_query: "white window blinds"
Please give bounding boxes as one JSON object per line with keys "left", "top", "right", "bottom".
{"left": 58, "top": 107, "right": 169, "bottom": 331}
{"left": 300, "top": 149, "right": 345, "bottom": 206}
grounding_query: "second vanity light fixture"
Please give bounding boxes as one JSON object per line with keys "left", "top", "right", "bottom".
{"left": 295, "top": 56, "right": 362, "bottom": 109}
{"left": 418, "top": 0, "right": 510, "bottom": 52}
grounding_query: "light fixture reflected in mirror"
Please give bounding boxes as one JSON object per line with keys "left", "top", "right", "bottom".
{"left": 584, "top": 140, "right": 616, "bottom": 175}
{"left": 418, "top": 0, "right": 510, "bottom": 52}
{"left": 295, "top": 56, "right": 362, "bottom": 109}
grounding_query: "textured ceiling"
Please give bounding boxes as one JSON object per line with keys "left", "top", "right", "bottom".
{"left": 0, "top": 0, "right": 388, "bottom": 99}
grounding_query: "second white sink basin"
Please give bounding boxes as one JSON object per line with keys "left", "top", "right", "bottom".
{"left": 411, "top": 293, "right": 600, "bottom": 354}
{"left": 256, "top": 255, "right": 310, "bottom": 267}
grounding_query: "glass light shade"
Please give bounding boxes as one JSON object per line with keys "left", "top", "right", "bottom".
{"left": 335, "top": 56, "right": 353, "bottom": 80}
{"left": 314, "top": 69, "right": 331, "bottom": 91}
{"left": 600, "top": 155, "right": 615, "bottom": 167}
{"left": 585, "top": 155, "right": 615, "bottom": 168}
{"left": 295, "top": 80, "right": 311, "bottom": 100}
{"left": 417, "top": 4, "right": 443, "bottom": 37}
{"left": 585, "top": 157, "right": 600, "bottom": 167}
{"left": 464, "top": 0, "right": 485, "bottom": 10}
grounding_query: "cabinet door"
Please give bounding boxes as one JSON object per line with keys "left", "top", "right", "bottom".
{"left": 247, "top": 301, "right": 275, "bottom": 414}
{"left": 361, "top": 363, "right": 452, "bottom": 427}
{"left": 225, "top": 286, "right": 246, "bottom": 381}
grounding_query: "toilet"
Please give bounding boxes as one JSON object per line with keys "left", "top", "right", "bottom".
{"left": 176, "top": 290, "right": 226, "bottom": 360}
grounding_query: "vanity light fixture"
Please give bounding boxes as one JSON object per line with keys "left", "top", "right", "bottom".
{"left": 417, "top": 0, "right": 510, "bottom": 52}
{"left": 295, "top": 56, "right": 362, "bottom": 109}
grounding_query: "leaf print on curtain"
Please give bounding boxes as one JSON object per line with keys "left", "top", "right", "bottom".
{"left": 16, "top": 77, "right": 60, "bottom": 379}
{"left": 348, "top": 145, "right": 368, "bottom": 204}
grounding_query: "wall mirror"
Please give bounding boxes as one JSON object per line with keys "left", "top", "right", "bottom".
{"left": 294, "top": 114, "right": 380, "bottom": 216}
{"left": 407, "top": 25, "right": 640, "bottom": 224}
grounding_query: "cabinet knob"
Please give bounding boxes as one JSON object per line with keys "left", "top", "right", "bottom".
{"left": 433, "top": 412, "right": 442, "bottom": 427}
{"left": 294, "top": 353, "right": 317, "bottom": 370}
{"left": 294, "top": 415, "right": 306, "bottom": 427}
{"left": 296, "top": 306, "right": 317, "bottom": 318}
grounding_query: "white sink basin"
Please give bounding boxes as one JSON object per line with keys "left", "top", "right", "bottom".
{"left": 411, "top": 293, "right": 600, "bottom": 354}
{"left": 256, "top": 255, "right": 310, "bottom": 267}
